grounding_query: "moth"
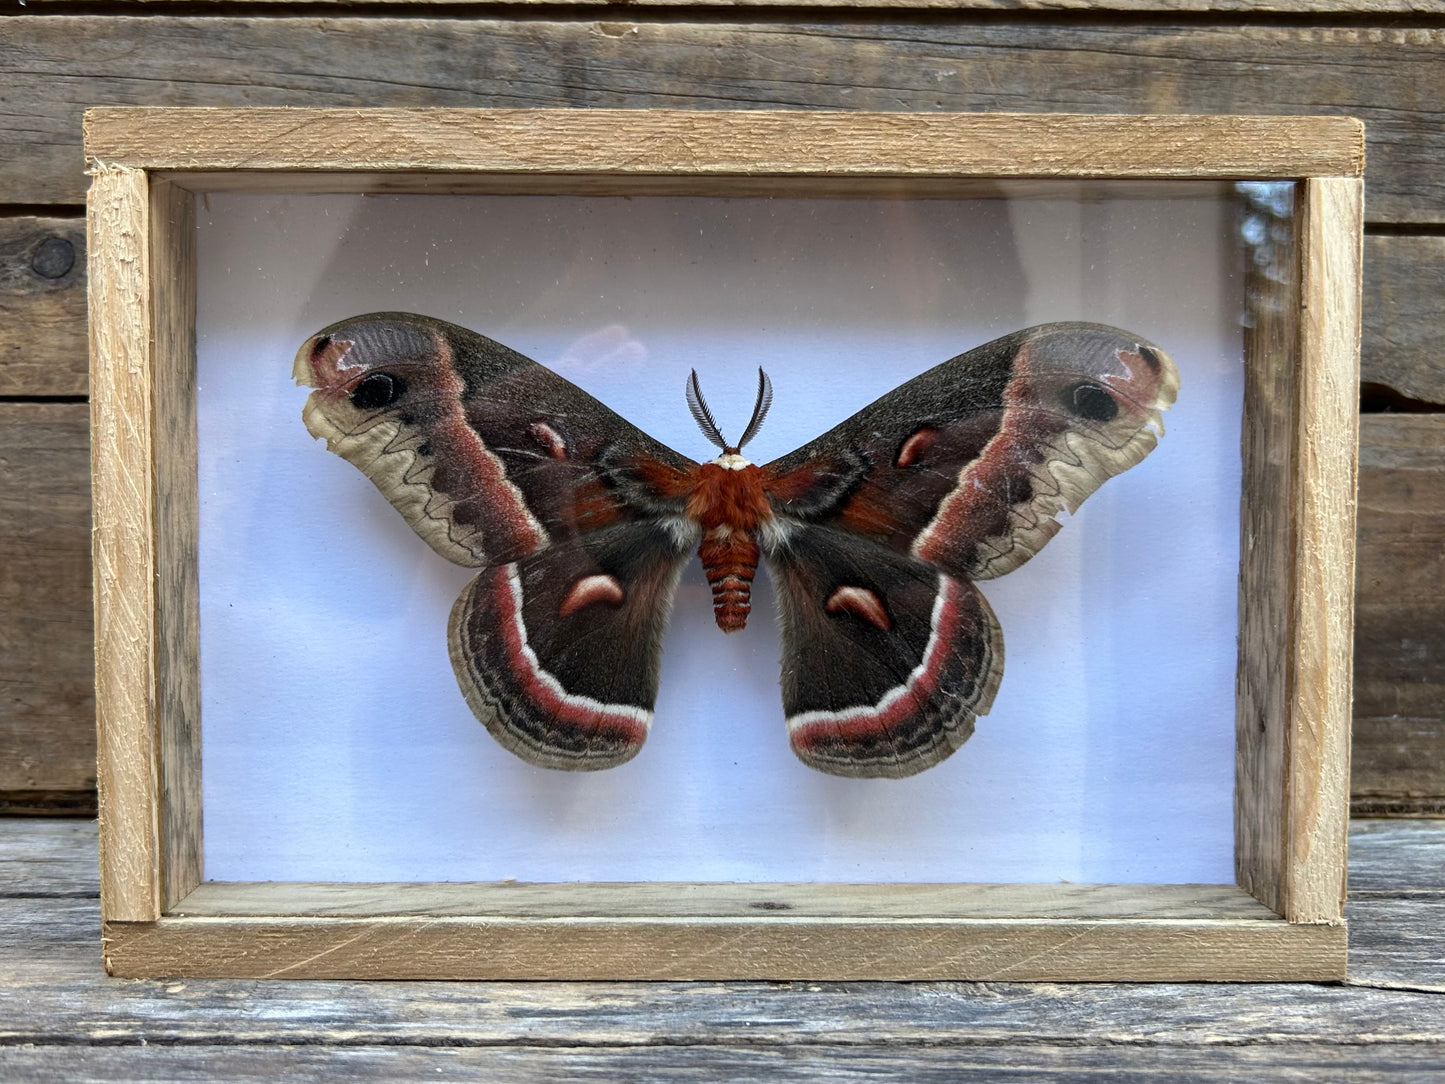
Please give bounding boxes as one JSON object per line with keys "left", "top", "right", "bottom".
{"left": 294, "top": 315, "right": 1177, "bottom": 778}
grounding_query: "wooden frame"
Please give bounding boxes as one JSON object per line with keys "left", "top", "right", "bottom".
{"left": 86, "top": 108, "right": 1364, "bottom": 981}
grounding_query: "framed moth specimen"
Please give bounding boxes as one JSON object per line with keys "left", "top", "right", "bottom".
{"left": 293, "top": 315, "right": 1177, "bottom": 779}
{"left": 87, "top": 108, "right": 1362, "bottom": 981}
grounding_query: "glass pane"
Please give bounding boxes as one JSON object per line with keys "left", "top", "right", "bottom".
{"left": 194, "top": 183, "right": 1275, "bottom": 885}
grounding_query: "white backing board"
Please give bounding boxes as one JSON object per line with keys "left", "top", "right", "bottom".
{"left": 196, "top": 190, "right": 1249, "bottom": 884}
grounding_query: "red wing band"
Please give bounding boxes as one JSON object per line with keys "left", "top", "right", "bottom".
{"left": 912, "top": 332, "right": 1178, "bottom": 581}
{"left": 784, "top": 572, "right": 1003, "bottom": 779}
{"left": 449, "top": 565, "right": 652, "bottom": 771}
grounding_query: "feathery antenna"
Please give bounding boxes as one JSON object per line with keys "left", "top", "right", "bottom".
{"left": 736, "top": 368, "right": 774, "bottom": 451}
{"left": 686, "top": 369, "right": 728, "bottom": 450}
{"left": 686, "top": 367, "right": 774, "bottom": 453}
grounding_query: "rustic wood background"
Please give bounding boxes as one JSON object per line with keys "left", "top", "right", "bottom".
{"left": 0, "top": 1, "right": 1441, "bottom": 817}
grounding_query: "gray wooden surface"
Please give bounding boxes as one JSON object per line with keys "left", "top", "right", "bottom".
{"left": 1, "top": 817, "right": 1442, "bottom": 1080}
{"left": 1, "top": 19, "right": 1441, "bottom": 218}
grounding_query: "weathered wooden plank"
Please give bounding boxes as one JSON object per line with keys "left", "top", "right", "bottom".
{"left": 6, "top": 1044, "right": 1445, "bottom": 1084}
{"left": 0, "top": 811, "right": 1436, "bottom": 1043}
{"left": 1349, "top": 819, "right": 1445, "bottom": 893}
{"left": 9, "top": 218, "right": 1432, "bottom": 405}
{"left": 0, "top": 896, "right": 1423, "bottom": 1044}
{"left": 1362, "top": 234, "right": 1445, "bottom": 406}
{"left": 88, "top": 166, "right": 161, "bottom": 924}
{"left": 0, "top": 915, "right": 1420, "bottom": 1045}
{"left": 0, "top": 790, "right": 97, "bottom": 816}
{"left": 171, "top": 880, "right": 1274, "bottom": 920}
{"left": 99, "top": 913, "right": 1345, "bottom": 982}
{"left": 0, "top": 216, "right": 86, "bottom": 397}
{"left": 0, "top": 818, "right": 97, "bottom": 897}
{"left": 1351, "top": 715, "right": 1445, "bottom": 816}
{"left": 1347, "top": 896, "right": 1445, "bottom": 990}
{"left": 0, "top": 215, "right": 1431, "bottom": 410}
{"left": 2, "top": 20, "right": 1440, "bottom": 219}
{"left": 1352, "top": 414, "right": 1445, "bottom": 813}
{"left": 1281, "top": 177, "right": 1360, "bottom": 923}
{"left": 0, "top": 404, "right": 94, "bottom": 797}
{"left": 84, "top": 108, "right": 1363, "bottom": 180}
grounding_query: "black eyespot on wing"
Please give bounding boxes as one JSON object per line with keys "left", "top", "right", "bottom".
{"left": 1064, "top": 381, "right": 1118, "bottom": 422}
{"left": 1137, "top": 345, "right": 1163, "bottom": 372}
{"left": 351, "top": 372, "right": 407, "bottom": 411}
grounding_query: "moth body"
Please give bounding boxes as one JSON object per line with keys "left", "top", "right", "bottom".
{"left": 686, "top": 459, "right": 773, "bottom": 632}
{"left": 681, "top": 369, "right": 779, "bottom": 633}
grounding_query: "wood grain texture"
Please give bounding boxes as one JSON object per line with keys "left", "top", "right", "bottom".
{"left": 8, "top": 1044, "right": 1445, "bottom": 1084}
{"left": 1234, "top": 183, "right": 1299, "bottom": 917}
{"left": 0, "top": 900, "right": 1398, "bottom": 1042}
{"left": 173, "top": 881, "right": 1276, "bottom": 920}
{"left": 1346, "top": 896, "right": 1445, "bottom": 990}
{"left": 1362, "top": 234, "right": 1445, "bottom": 405}
{"left": 149, "top": 180, "right": 201, "bottom": 911}
{"left": 0, "top": 790, "right": 97, "bottom": 816}
{"left": 0, "top": 404, "right": 94, "bottom": 795}
{"left": 1352, "top": 414, "right": 1445, "bottom": 811}
{"left": 1351, "top": 721, "right": 1445, "bottom": 816}
{"left": 145, "top": 173, "right": 1241, "bottom": 199}
{"left": 83, "top": 108, "right": 1364, "bottom": 180}
{"left": 88, "top": 165, "right": 160, "bottom": 924}
{"left": 0, "top": 908, "right": 1407, "bottom": 1047}
{"left": 100, "top": 913, "right": 1344, "bottom": 981}
{"left": 1284, "top": 177, "right": 1362, "bottom": 924}
{"left": 0, "top": 909, "right": 1377, "bottom": 1043}
{"left": 0, "top": 818, "right": 97, "bottom": 897}
{"left": 1348, "top": 817, "right": 1445, "bottom": 892}
{"left": 0, "top": 216, "right": 87, "bottom": 397}
{"left": 7, "top": 21, "right": 1430, "bottom": 211}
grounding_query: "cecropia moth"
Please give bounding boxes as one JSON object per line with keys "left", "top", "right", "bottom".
{"left": 294, "top": 315, "right": 1178, "bottom": 778}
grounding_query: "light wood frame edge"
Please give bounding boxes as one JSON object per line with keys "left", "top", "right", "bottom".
{"left": 101, "top": 913, "right": 1346, "bottom": 982}
{"left": 83, "top": 108, "right": 1365, "bottom": 180}
{"left": 1233, "top": 177, "right": 1361, "bottom": 926}
{"left": 1285, "top": 177, "right": 1362, "bottom": 923}
{"left": 85, "top": 108, "right": 1360, "bottom": 976}
{"left": 91, "top": 165, "right": 161, "bottom": 923}
{"left": 90, "top": 169, "right": 203, "bottom": 923}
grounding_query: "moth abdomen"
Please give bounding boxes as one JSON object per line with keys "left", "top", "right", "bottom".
{"left": 699, "top": 529, "right": 761, "bottom": 633}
